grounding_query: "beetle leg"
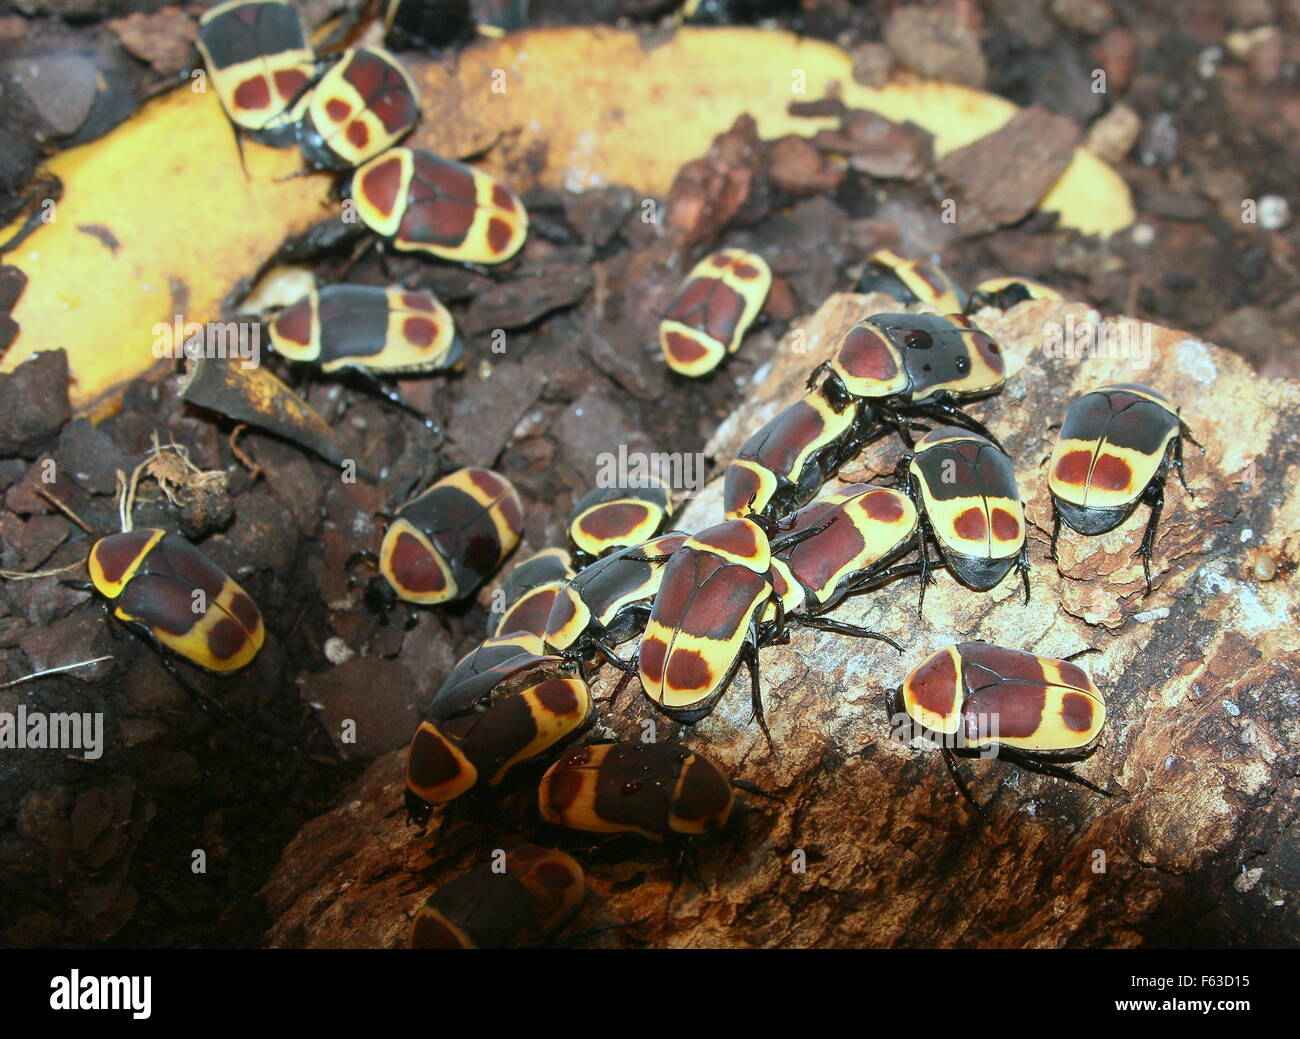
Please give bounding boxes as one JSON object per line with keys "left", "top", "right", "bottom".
{"left": 1136, "top": 477, "right": 1166, "bottom": 596}
{"left": 100, "top": 602, "right": 125, "bottom": 641}
{"left": 1017, "top": 534, "right": 1031, "bottom": 605}
{"left": 924, "top": 396, "right": 1004, "bottom": 451}
{"left": 1000, "top": 749, "right": 1115, "bottom": 798}
{"left": 742, "top": 632, "right": 775, "bottom": 755}
{"left": 1063, "top": 647, "right": 1101, "bottom": 662}
{"left": 593, "top": 641, "right": 637, "bottom": 674}
{"left": 731, "top": 778, "right": 784, "bottom": 803}
{"left": 1049, "top": 499, "right": 1062, "bottom": 562}
{"left": 879, "top": 404, "right": 918, "bottom": 449}
{"left": 1172, "top": 427, "right": 1195, "bottom": 498}
{"left": 349, "top": 368, "right": 446, "bottom": 441}
{"left": 791, "top": 614, "right": 901, "bottom": 652}
{"left": 768, "top": 519, "right": 833, "bottom": 555}
{"left": 941, "top": 746, "right": 991, "bottom": 824}
{"left": 604, "top": 665, "right": 639, "bottom": 712}
{"left": 155, "top": 651, "right": 225, "bottom": 718}
{"left": 804, "top": 359, "right": 829, "bottom": 392}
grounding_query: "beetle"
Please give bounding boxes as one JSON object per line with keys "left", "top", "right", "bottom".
{"left": 405, "top": 633, "right": 591, "bottom": 824}
{"left": 538, "top": 741, "right": 755, "bottom": 841}
{"left": 857, "top": 249, "right": 964, "bottom": 313}
{"left": 659, "top": 248, "right": 772, "bottom": 377}
{"left": 636, "top": 516, "right": 892, "bottom": 744}
{"left": 901, "top": 426, "right": 1028, "bottom": 603}
{"left": 297, "top": 45, "right": 420, "bottom": 171}
{"left": 808, "top": 311, "right": 1006, "bottom": 447}
{"left": 568, "top": 482, "right": 674, "bottom": 568}
{"left": 410, "top": 844, "right": 585, "bottom": 949}
{"left": 1046, "top": 383, "right": 1199, "bottom": 593}
{"left": 897, "top": 641, "right": 1108, "bottom": 815}
{"left": 351, "top": 147, "right": 528, "bottom": 264}
{"left": 196, "top": 0, "right": 315, "bottom": 148}
{"left": 379, "top": 467, "right": 524, "bottom": 605}
{"left": 965, "top": 276, "right": 1062, "bottom": 314}
{"left": 87, "top": 528, "right": 265, "bottom": 673}
{"left": 544, "top": 533, "right": 689, "bottom": 672}
{"left": 721, "top": 383, "right": 865, "bottom": 521}
{"left": 488, "top": 548, "right": 575, "bottom": 639}
{"left": 267, "top": 283, "right": 461, "bottom": 374}
{"left": 765, "top": 483, "right": 926, "bottom": 620}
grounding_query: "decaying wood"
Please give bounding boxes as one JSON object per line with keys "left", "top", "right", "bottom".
{"left": 261, "top": 295, "right": 1299, "bottom": 948}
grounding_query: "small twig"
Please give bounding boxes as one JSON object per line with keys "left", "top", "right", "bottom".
{"left": 35, "top": 487, "right": 94, "bottom": 534}
{"left": 0, "top": 655, "right": 113, "bottom": 690}
{"left": 0, "top": 561, "right": 85, "bottom": 581}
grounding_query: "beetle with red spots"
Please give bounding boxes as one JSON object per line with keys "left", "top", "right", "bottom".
{"left": 410, "top": 844, "right": 585, "bottom": 949}
{"left": 567, "top": 481, "right": 675, "bottom": 568}
{"left": 765, "top": 482, "right": 927, "bottom": 622}
{"left": 1047, "top": 383, "right": 1201, "bottom": 593}
{"left": 297, "top": 45, "right": 419, "bottom": 171}
{"left": 543, "top": 532, "right": 689, "bottom": 675}
{"left": 488, "top": 548, "right": 575, "bottom": 640}
{"left": 636, "top": 515, "right": 893, "bottom": 745}
{"left": 808, "top": 311, "right": 1007, "bottom": 448}
{"left": 722, "top": 383, "right": 866, "bottom": 522}
{"left": 379, "top": 467, "right": 523, "bottom": 606}
{"left": 87, "top": 528, "right": 265, "bottom": 675}
{"left": 351, "top": 146, "right": 528, "bottom": 265}
{"left": 856, "top": 249, "right": 965, "bottom": 313}
{"left": 267, "top": 283, "right": 461, "bottom": 375}
{"left": 659, "top": 248, "right": 771, "bottom": 377}
{"left": 196, "top": 0, "right": 315, "bottom": 148}
{"left": 405, "top": 631, "right": 592, "bottom": 826}
{"left": 896, "top": 641, "right": 1109, "bottom": 816}
{"left": 902, "top": 426, "right": 1029, "bottom": 605}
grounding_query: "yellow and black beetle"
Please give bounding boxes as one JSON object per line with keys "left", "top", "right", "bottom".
{"left": 567, "top": 481, "right": 675, "bottom": 569}
{"left": 902, "top": 426, "right": 1029, "bottom": 604}
{"left": 1046, "top": 383, "right": 1200, "bottom": 593}
{"left": 88, "top": 528, "right": 265, "bottom": 673}
{"left": 268, "top": 284, "right": 461, "bottom": 375}
{"left": 196, "top": 0, "right": 315, "bottom": 148}
{"left": 404, "top": 632, "right": 592, "bottom": 825}
{"left": 897, "top": 641, "right": 1108, "bottom": 815}
{"left": 659, "top": 248, "right": 771, "bottom": 377}
{"left": 410, "top": 844, "right": 585, "bottom": 949}
{"left": 351, "top": 146, "right": 529, "bottom": 265}
{"left": 297, "top": 45, "right": 420, "bottom": 171}
{"left": 808, "top": 311, "right": 1007, "bottom": 449}
{"left": 379, "top": 467, "right": 524, "bottom": 605}
{"left": 857, "top": 249, "right": 965, "bottom": 312}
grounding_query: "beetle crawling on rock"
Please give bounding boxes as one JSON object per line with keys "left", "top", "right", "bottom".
{"left": 1046, "top": 383, "right": 1200, "bottom": 593}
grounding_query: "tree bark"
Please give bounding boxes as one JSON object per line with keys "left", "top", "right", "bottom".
{"left": 262, "top": 294, "right": 1300, "bottom": 948}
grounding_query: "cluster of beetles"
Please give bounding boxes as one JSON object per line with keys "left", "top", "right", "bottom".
{"left": 64, "top": 0, "right": 1202, "bottom": 947}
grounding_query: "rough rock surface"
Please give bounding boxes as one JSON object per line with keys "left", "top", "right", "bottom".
{"left": 262, "top": 295, "right": 1299, "bottom": 948}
